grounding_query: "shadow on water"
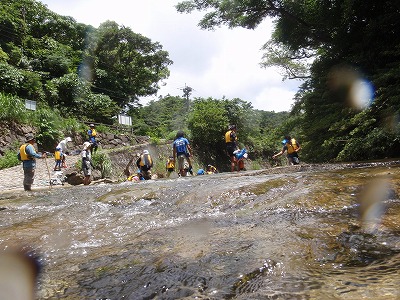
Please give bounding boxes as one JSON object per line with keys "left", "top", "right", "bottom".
{"left": 1, "top": 161, "right": 400, "bottom": 299}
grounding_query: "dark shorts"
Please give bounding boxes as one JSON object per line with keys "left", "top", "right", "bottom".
{"left": 287, "top": 153, "right": 299, "bottom": 165}
{"left": 226, "top": 144, "right": 237, "bottom": 156}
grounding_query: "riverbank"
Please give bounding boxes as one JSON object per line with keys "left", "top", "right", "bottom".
{"left": 0, "top": 154, "right": 81, "bottom": 193}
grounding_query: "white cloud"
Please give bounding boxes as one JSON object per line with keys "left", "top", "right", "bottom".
{"left": 39, "top": 0, "right": 301, "bottom": 111}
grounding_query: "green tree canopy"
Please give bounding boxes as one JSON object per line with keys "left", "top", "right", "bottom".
{"left": 176, "top": 0, "right": 400, "bottom": 162}
{"left": 0, "top": 0, "right": 173, "bottom": 122}
{"left": 88, "top": 21, "right": 173, "bottom": 109}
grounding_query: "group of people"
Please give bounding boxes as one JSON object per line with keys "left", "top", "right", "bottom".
{"left": 55, "top": 124, "right": 98, "bottom": 185}
{"left": 226, "top": 125, "right": 301, "bottom": 168}
{"left": 80, "top": 123, "right": 98, "bottom": 185}
{"left": 17, "top": 123, "right": 99, "bottom": 191}
{"left": 124, "top": 125, "right": 301, "bottom": 182}
{"left": 17, "top": 121, "right": 301, "bottom": 190}
{"left": 125, "top": 130, "right": 194, "bottom": 181}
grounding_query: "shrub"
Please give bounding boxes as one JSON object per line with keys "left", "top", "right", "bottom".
{"left": 0, "top": 150, "right": 20, "bottom": 170}
{"left": 92, "top": 150, "right": 112, "bottom": 178}
{"left": 60, "top": 117, "right": 84, "bottom": 135}
{"left": 33, "top": 108, "right": 63, "bottom": 151}
{"left": 0, "top": 93, "right": 27, "bottom": 122}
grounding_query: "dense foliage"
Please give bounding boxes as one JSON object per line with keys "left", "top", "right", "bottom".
{"left": 0, "top": 0, "right": 290, "bottom": 171}
{"left": 3, "top": 0, "right": 398, "bottom": 168}
{"left": 130, "top": 95, "right": 290, "bottom": 171}
{"left": 0, "top": 0, "right": 172, "bottom": 123}
{"left": 176, "top": 0, "right": 400, "bottom": 162}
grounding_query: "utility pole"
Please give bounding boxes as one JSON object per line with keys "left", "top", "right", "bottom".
{"left": 180, "top": 83, "right": 193, "bottom": 112}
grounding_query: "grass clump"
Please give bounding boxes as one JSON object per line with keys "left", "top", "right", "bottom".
{"left": 0, "top": 150, "right": 20, "bottom": 170}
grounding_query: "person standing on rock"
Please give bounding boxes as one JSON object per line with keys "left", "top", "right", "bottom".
{"left": 173, "top": 130, "right": 193, "bottom": 177}
{"left": 81, "top": 142, "right": 93, "bottom": 185}
{"left": 87, "top": 124, "right": 98, "bottom": 153}
{"left": 225, "top": 125, "right": 239, "bottom": 172}
{"left": 54, "top": 147, "right": 63, "bottom": 171}
{"left": 165, "top": 155, "right": 175, "bottom": 177}
{"left": 17, "top": 133, "right": 46, "bottom": 191}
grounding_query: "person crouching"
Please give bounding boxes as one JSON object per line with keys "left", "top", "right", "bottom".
{"left": 136, "top": 150, "right": 153, "bottom": 180}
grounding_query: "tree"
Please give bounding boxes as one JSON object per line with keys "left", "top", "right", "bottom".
{"left": 187, "top": 98, "right": 229, "bottom": 168}
{"left": 129, "top": 95, "right": 188, "bottom": 138}
{"left": 0, "top": 0, "right": 174, "bottom": 123}
{"left": 88, "top": 21, "right": 173, "bottom": 108}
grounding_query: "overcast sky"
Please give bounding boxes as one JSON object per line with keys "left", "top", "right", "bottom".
{"left": 39, "top": 0, "right": 302, "bottom": 112}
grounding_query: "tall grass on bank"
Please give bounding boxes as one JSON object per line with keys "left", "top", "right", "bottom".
{"left": 92, "top": 150, "right": 112, "bottom": 179}
{"left": 0, "top": 150, "right": 20, "bottom": 170}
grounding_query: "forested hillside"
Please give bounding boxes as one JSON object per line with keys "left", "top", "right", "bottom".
{"left": 0, "top": 0, "right": 171, "bottom": 124}
{"left": 0, "top": 0, "right": 292, "bottom": 171}
{"left": 2, "top": 0, "right": 400, "bottom": 168}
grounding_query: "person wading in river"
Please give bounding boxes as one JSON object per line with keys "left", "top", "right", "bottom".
{"left": 125, "top": 150, "right": 153, "bottom": 180}
{"left": 136, "top": 150, "right": 153, "bottom": 180}
{"left": 272, "top": 135, "right": 301, "bottom": 165}
{"left": 17, "top": 133, "right": 46, "bottom": 191}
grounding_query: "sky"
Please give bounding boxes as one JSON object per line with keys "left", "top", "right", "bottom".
{"left": 39, "top": 0, "right": 302, "bottom": 112}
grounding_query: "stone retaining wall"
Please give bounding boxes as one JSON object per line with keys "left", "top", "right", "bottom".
{"left": 0, "top": 120, "right": 151, "bottom": 157}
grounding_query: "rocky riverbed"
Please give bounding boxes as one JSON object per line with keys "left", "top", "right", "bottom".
{"left": 1, "top": 160, "right": 399, "bottom": 299}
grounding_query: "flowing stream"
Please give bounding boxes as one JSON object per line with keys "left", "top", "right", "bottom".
{"left": 1, "top": 162, "right": 400, "bottom": 299}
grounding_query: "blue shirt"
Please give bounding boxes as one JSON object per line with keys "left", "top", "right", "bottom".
{"left": 88, "top": 129, "right": 96, "bottom": 143}
{"left": 173, "top": 137, "right": 189, "bottom": 155}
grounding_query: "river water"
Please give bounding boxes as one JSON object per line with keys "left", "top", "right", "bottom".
{"left": 1, "top": 162, "right": 399, "bottom": 299}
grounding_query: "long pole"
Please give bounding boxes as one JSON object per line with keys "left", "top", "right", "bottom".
{"left": 44, "top": 155, "right": 52, "bottom": 188}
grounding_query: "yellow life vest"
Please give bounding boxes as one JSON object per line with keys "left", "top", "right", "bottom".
{"left": 206, "top": 165, "right": 217, "bottom": 174}
{"left": 166, "top": 159, "right": 174, "bottom": 169}
{"left": 225, "top": 130, "right": 237, "bottom": 143}
{"left": 19, "top": 144, "right": 32, "bottom": 161}
{"left": 90, "top": 129, "right": 97, "bottom": 137}
{"left": 139, "top": 154, "right": 152, "bottom": 167}
{"left": 54, "top": 150, "right": 61, "bottom": 160}
{"left": 286, "top": 138, "right": 299, "bottom": 154}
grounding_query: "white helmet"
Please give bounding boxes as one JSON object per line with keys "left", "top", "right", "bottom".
{"left": 65, "top": 137, "right": 72, "bottom": 142}
{"left": 83, "top": 142, "right": 91, "bottom": 149}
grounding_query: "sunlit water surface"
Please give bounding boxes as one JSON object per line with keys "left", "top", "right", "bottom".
{"left": 1, "top": 162, "right": 399, "bottom": 299}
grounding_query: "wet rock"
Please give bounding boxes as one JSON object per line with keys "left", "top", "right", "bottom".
{"left": 65, "top": 171, "right": 84, "bottom": 185}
